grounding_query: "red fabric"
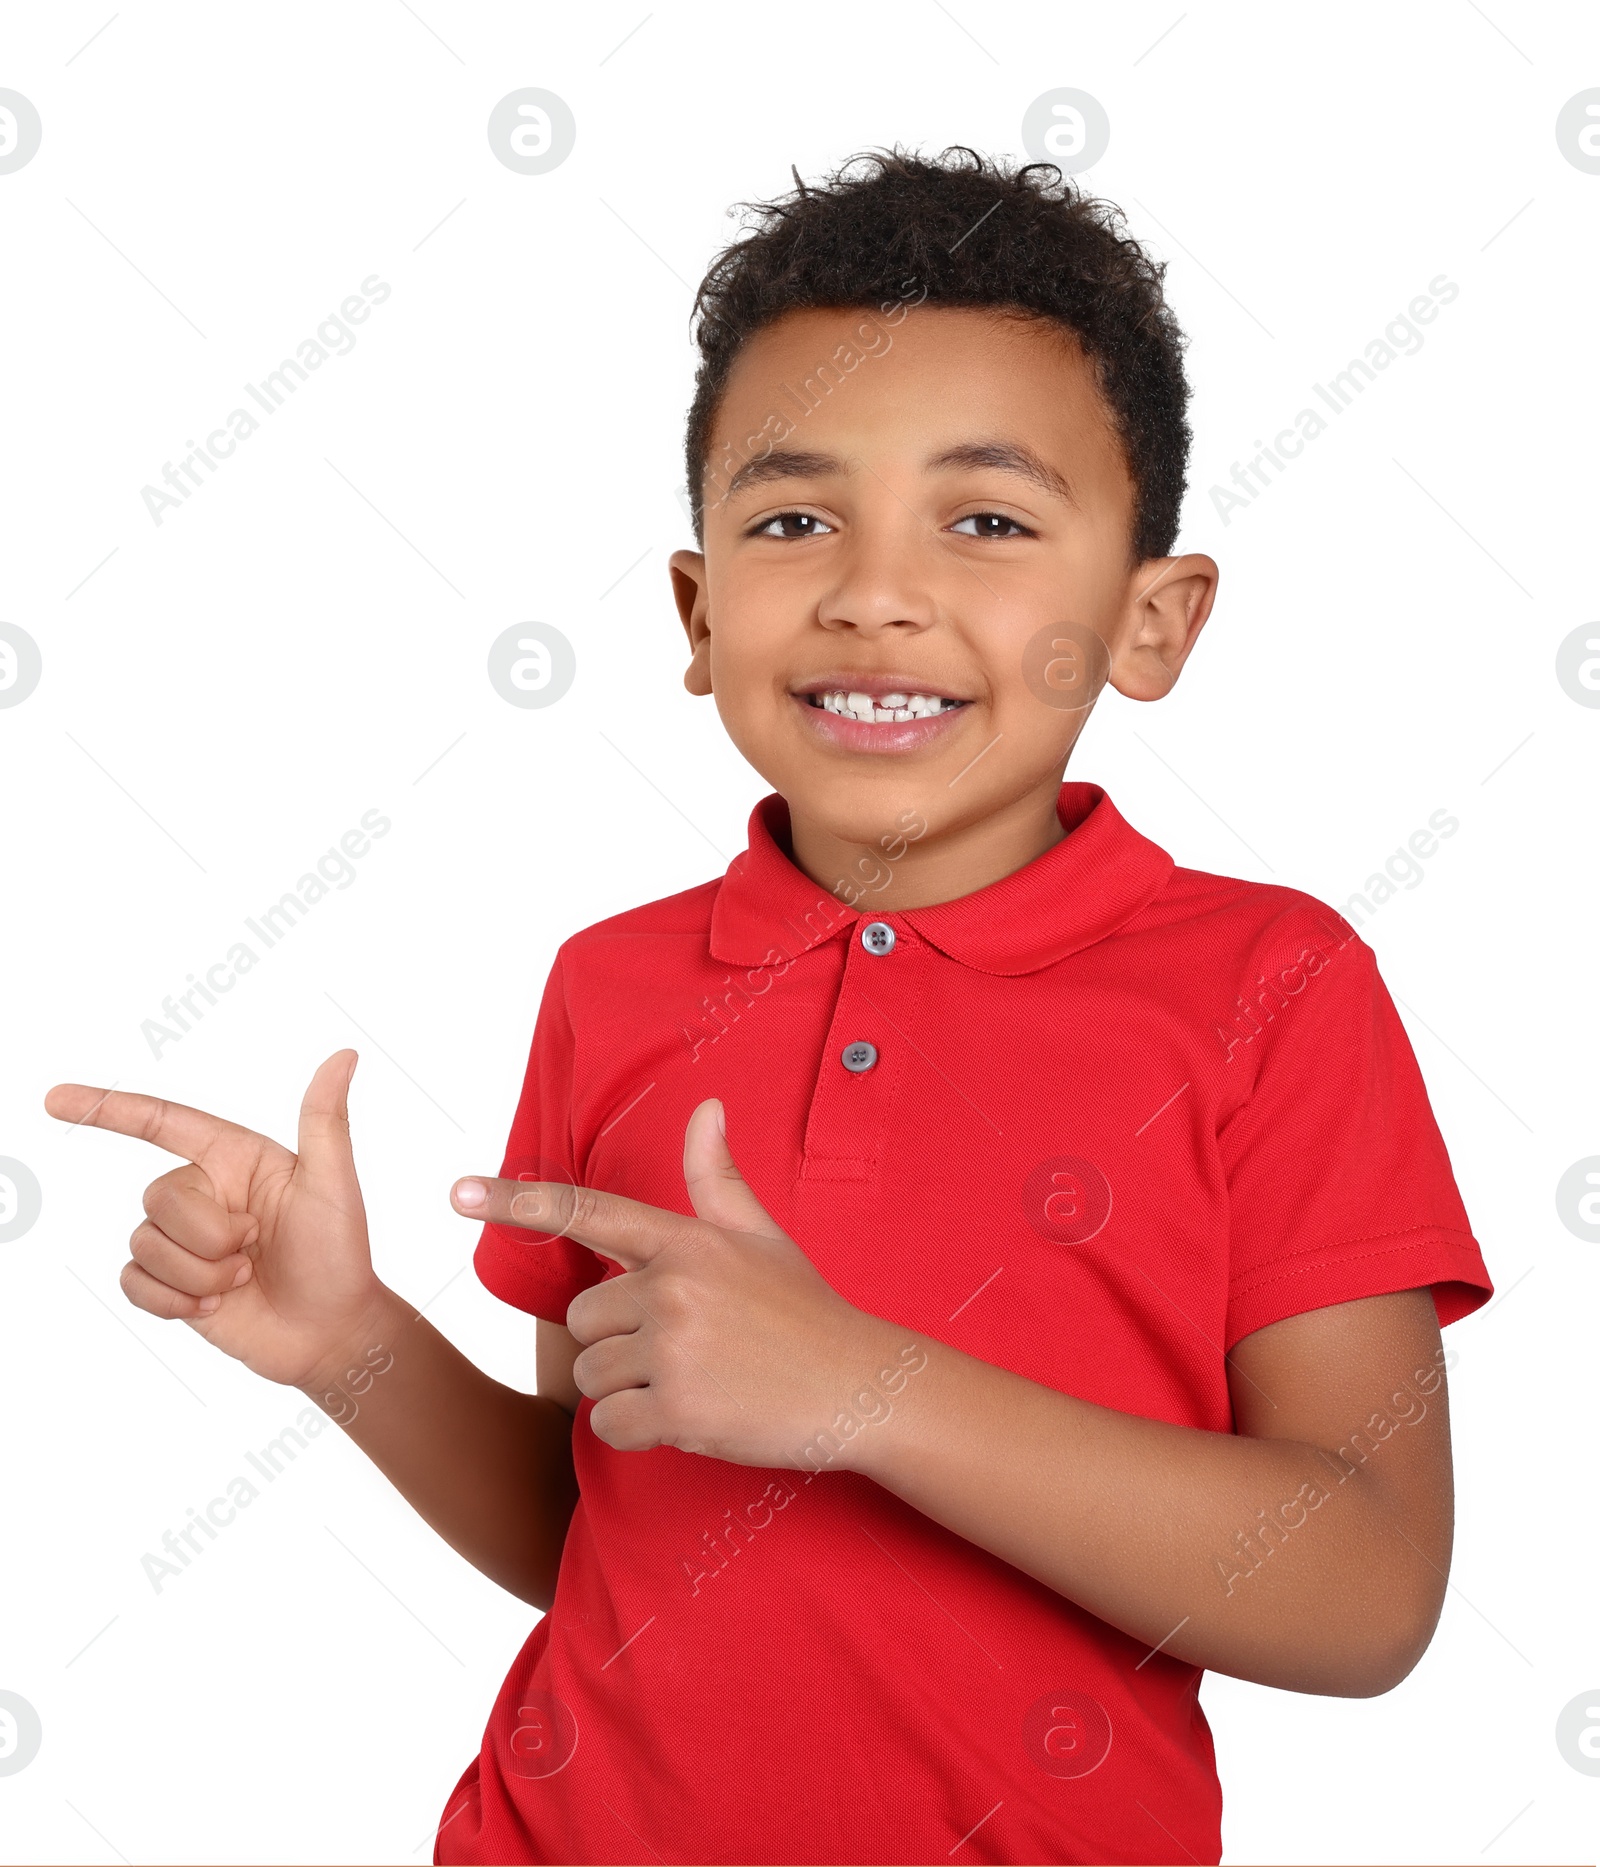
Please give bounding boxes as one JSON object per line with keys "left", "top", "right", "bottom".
{"left": 437, "top": 782, "right": 1491, "bottom": 1867}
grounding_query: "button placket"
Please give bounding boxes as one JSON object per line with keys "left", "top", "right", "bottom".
{"left": 800, "top": 918, "right": 912, "bottom": 1179}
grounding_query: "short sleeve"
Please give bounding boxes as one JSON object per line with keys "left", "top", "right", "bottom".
{"left": 1219, "top": 909, "right": 1493, "bottom": 1352}
{"left": 473, "top": 949, "right": 606, "bottom": 1325}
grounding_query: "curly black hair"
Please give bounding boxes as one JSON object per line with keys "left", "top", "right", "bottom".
{"left": 684, "top": 146, "right": 1192, "bottom": 563}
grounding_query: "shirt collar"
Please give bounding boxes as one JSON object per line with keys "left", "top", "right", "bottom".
{"left": 708, "top": 781, "right": 1175, "bottom": 977}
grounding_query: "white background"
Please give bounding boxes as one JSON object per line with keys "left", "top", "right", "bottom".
{"left": 2, "top": 2, "right": 1595, "bottom": 1862}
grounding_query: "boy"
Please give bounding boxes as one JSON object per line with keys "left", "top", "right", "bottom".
{"left": 47, "top": 149, "right": 1492, "bottom": 1865}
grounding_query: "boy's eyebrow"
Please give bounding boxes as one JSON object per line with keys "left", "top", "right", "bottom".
{"left": 926, "top": 440, "right": 1076, "bottom": 506}
{"left": 718, "top": 440, "right": 1075, "bottom": 506}
{"left": 722, "top": 449, "right": 844, "bottom": 501}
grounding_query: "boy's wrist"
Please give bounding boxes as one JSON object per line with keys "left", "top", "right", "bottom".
{"left": 296, "top": 1283, "right": 411, "bottom": 1418}
{"left": 813, "top": 1313, "right": 941, "bottom": 1485}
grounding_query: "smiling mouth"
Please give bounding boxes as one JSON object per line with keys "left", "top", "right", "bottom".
{"left": 803, "top": 688, "right": 969, "bottom": 723}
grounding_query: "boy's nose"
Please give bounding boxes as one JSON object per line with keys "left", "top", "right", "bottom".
{"left": 814, "top": 530, "right": 943, "bottom": 636}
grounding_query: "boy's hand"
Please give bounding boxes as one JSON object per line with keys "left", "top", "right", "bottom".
{"left": 43, "top": 1051, "right": 387, "bottom": 1391}
{"left": 452, "top": 1099, "right": 901, "bottom": 1470}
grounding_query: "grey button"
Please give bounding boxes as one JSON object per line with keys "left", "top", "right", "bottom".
{"left": 860, "top": 920, "right": 896, "bottom": 955}
{"left": 840, "top": 1041, "right": 878, "bottom": 1073}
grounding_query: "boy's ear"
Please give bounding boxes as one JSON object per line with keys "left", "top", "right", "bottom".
{"left": 669, "top": 549, "right": 713, "bottom": 696}
{"left": 1108, "top": 553, "right": 1219, "bottom": 702}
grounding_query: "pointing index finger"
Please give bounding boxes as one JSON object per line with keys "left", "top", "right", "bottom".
{"left": 451, "top": 1175, "right": 693, "bottom": 1270}
{"left": 43, "top": 1082, "right": 237, "bottom": 1166}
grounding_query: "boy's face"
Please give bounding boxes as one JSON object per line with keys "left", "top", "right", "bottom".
{"left": 669, "top": 304, "right": 1217, "bottom": 892}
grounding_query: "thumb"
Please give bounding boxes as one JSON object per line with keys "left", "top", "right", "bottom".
{"left": 296, "top": 1049, "right": 362, "bottom": 1203}
{"left": 682, "top": 1099, "right": 778, "bottom": 1236}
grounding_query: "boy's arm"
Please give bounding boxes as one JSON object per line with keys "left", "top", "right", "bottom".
{"left": 850, "top": 1283, "right": 1452, "bottom": 1698}
{"left": 537, "top": 1317, "right": 584, "bottom": 1417}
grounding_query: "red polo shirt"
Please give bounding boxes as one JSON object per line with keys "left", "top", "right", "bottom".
{"left": 437, "top": 782, "right": 1491, "bottom": 1867}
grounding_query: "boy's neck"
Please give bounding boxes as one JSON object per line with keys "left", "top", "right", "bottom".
{"left": 784, "top": 771, "right": 1071, "bottom": 912}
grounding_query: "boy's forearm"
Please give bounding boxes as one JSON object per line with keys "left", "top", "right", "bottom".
{"left": 849, "top": 1327, "right": 1444, "bottom": 1697}
{"left": 300, "top": 1285, "right": 578, "bottom": 1610}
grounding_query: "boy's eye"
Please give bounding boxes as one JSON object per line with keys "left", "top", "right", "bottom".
{"left": 950, "top": 511, "right": 1034, "bottom": 539}
{"left": 752, "top": 511, "right": 834, "bottom": 539}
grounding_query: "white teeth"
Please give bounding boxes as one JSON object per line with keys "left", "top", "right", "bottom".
{"left": 809, "top": 688, "right": 961, "bottom": 721}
